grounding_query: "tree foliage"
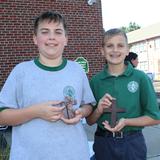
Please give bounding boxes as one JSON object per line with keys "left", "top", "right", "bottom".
{"left": 120, "top": 22, "right": 141, "bottom": 33}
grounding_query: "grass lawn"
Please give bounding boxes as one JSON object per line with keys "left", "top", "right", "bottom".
{"left": 0, "top": 132, "right": 10, "bottom": 160}
{"left": 0, "top": 145, "right": 10, "bottom": 160}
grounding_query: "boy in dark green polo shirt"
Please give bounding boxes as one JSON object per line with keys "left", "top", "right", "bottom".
{"left": 87, "top": 28, "right": 160, "bottom": 160}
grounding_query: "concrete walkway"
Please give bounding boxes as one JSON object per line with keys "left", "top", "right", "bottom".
{"left": 143, "top": 124, "right": 160, "bottom": 160}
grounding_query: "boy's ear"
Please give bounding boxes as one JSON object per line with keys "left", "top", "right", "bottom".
{"left": 33, "top": 35, "right": 37, "bottom": 45}
{"left": 65, "top": 36, "right": 68, "bottom": 46}
{"left": 101, "top": 47, "right": 105, "bottom": 56}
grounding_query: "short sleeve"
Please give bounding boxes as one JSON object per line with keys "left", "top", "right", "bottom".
{"left": 140, "top": 74, "right": 160, "bottom": 120}
{"left": 81, "top": 71, "right": 96, "bottom": 106}
{"left": 0, "top": 65, "right": 22, "bottom": 109}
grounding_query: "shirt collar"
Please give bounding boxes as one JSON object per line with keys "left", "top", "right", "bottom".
{"left": 34, "top": 57, "right": 67, "bottom": 71}
{"left": 100, "top": 62, "right": 134, "bottom": 80}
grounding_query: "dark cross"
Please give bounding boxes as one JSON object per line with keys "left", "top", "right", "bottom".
{"left": 52, "top": 96, "right": 77, "bottom": 119}
{"left": 63, "top": 96, "right": 77, "bottom": 119}
{"left": 104, "top": 99, "right": 125, "bottom": 128}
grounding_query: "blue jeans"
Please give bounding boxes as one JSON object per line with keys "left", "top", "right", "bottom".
{"left": 93, "top": 131, "right": 147, "bottom": 160}
{"left": 90, "top": 155, "right": 96, "bottom": 160}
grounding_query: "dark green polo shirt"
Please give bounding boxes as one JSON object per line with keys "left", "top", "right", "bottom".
{"left": 90, "top": 63, "right": 160, "bottom": 131}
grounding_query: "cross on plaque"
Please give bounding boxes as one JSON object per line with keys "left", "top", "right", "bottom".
{"left": 104, "top": 99, "right": 126, "bottom": 128}
{"left": 63, "top": 96, "right": 77, "bottom": 119}
{"left": 52, "top": 96, "right": 77, "bottom": 119}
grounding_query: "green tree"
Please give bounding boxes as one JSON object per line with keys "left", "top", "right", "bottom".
{"left": 120, "top": 22, "right": 141, "bottom": 33}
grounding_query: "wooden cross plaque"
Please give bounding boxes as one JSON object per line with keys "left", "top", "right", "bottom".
{"left": 52, "top": 96, "right": 77, "bottom": 119}
{"left": 104, "top": 99, "right": 125, "bottom": 128}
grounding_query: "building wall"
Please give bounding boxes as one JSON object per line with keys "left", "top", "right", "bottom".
{"left": 0, "top": 0, "right": 104, "bottom": 87}
{"left": 127, "top": 22, "right": 160, "bottom": 81}
{"left": 130, "top": 37, "right": 160, "bottom": 80}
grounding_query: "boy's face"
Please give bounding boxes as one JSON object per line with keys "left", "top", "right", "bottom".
{"left": 101, "top": 34, "right": 129, "bottom": 65}
{"left": 33, "top": 20, "right": 68, "bottom": 60}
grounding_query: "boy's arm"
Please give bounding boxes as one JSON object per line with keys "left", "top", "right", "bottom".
{"left": 78, "top": 104, "right": 93, "bottom": 118}
{"left": 124, "top": 116, "right": 160, "bottom": 127}
{"left": 0, "top": 107, "right": 38, "bottom": 126}
{"left": 103, "top": 115, "right": 160, "bottom": 133}
{"left": 86, "top": 93, "right": 113, "bottom": 125}
{"left": 0, "top": 101, "right": 65, "bottom": 126}
{"left": 86, "top": 107, "right": 102, "bottom": 125}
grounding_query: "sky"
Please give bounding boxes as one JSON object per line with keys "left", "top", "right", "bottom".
{"left": 101, "top": 0, "right": 160, "bottom": 31}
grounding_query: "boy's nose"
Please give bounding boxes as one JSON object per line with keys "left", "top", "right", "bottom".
{"left": 113, "top": 46, "right": 118, "bottom": 52}
{"left": 49, "top": 32, "right": 55, "bottom": 39}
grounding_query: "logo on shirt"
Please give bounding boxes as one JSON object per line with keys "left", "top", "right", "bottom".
{"left": 63, "top": 86, "right": 75, "bottom": 99}
{"left": 127, "top": 81, "right": 139, "bottom": 93}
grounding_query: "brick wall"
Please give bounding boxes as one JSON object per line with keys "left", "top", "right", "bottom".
{"left": 0, "top": 0, "right": 104, "bottom": 87}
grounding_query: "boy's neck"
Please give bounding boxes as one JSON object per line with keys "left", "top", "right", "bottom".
{"left": 108, "top": 64, "right": 126, "bottom": 76}
{"left": 39, "top": 56, "right": 63, "bottom": 67}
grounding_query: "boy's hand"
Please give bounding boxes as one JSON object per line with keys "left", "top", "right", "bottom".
{"left": 61, "top": 108, "right": 83, "bottom": 124}
{"left": 102, "top": 118, "right": 126, "bottom": 132}
{"left": 97, "top": 93, "right": 114, "bottom": 114}
{"left": 35, "top": 101, "right": 65, "bottom": 122}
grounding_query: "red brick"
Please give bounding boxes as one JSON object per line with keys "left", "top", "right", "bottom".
{"left": 0, "top": 0, "right": 104, "bottom": 87}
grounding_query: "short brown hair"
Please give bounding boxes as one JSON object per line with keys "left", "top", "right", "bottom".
{"left": 102, "top": 28, "right": 128, "bottom": 46}
{"left": 34, "top": 11, "right": 67, "bottom": 35}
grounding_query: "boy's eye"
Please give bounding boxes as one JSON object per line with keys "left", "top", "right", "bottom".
{"left": 55, "top": 29, "right": 64, "bottom": 35}
{"left": 42, "top": 31, "right": 48, "bottom": 34}
{"left": 106, "top": 44, "right": 113, "bottom": 48}
{"left": 105, "top": 44, "right": 125, "bottom": 48}
{"left": 56, "top": 31, "right": 63, "bottom": 34}
{"left": 41, "top": 30, "right": 49, "bottom": 34}
{"left": 118, "top": 44, "right": 125, "bottom": 48}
